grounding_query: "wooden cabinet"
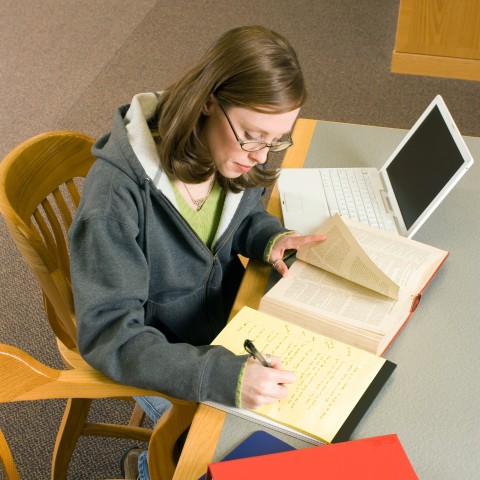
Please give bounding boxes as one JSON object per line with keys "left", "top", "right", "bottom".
{"left": 391, "top": 0, "right": 480, "bottom": 81}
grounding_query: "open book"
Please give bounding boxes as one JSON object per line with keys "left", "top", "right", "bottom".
{"left": 209, "top": 306, "right": 396, "bottom": 445}
{"left": 260, "top": 214, "right": 449, "bottom": 355}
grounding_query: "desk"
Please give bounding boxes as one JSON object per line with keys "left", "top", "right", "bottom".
{"left": 391, "top": 0, "right": 480, "bottom": 81}
{"left": 173, "top": 119, "right": 480, "bottom": 480}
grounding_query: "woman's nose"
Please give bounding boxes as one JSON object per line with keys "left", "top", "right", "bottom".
{"left": 248, "top": 147, "right": 269, "bottom": 165}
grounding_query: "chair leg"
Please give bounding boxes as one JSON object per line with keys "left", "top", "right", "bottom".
{"left": 51, "top": 398, "right": 92, "bottom": 480}
{"left": 148, "top": 402, "right": 198, "bottom": 480}
{"left": 129, "top": 402, "right": 146, "bottom": 428}
{"left": 0, "top": 428, "right": 21, "bottom": 480}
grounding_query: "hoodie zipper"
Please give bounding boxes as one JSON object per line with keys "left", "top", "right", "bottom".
{"left": 144, "top": 178, "right": 246, "bottom": 337}
{"left": 204, "top": 214, "right": 245, "bottom": 337}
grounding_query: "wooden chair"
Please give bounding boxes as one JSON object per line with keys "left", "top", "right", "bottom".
{"left": 0, "top": 343, "right": 196, "bottom": 479}
{"left": 0, "top": 131, "right": 197, "bottom": 479}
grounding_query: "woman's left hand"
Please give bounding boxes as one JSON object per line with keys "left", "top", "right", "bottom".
{"left": 269, "top": 232, "right": 326, "bottom": 277}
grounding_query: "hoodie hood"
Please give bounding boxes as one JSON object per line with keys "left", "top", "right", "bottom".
{"left": 92, "top": 92, "right": 177, "bottom": 207}
{"left": 92, "top": 92, "right": 244, "bottom": 243}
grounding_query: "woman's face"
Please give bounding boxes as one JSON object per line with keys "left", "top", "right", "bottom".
{"left": 202, "top": 98, "right": 300, "bottom": 178}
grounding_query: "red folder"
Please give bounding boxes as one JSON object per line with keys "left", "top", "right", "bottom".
{"left": 206, "top": 434, "right": 418, "bottom": 480}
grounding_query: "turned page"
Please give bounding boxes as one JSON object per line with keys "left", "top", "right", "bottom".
{"left": 211, "top": 307, "right": 387, "bottom": 443}
{"left": 341, "top": 217, "right": 448, "bottom": 292}
{"left": 296, "top": 214, "right": 400, "bottom": 299}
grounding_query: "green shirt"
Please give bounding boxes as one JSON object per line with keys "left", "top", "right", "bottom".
{"left": 171, "top": 180, "right": 225, "bottom": 249}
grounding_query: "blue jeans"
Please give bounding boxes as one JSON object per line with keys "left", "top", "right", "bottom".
{"left": 134, "top": 395, "right": 172, "bottom": 480}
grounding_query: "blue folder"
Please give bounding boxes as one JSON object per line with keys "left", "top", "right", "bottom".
{"left": 198, "top": 430, "right": 295, "bottom": 480}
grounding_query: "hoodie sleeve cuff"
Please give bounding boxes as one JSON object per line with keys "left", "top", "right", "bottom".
{"left": 235, "top": 360, "right": 248, "bottom": 408}
{"left": 263, "top": 231, "right": 294, "bottom": 264}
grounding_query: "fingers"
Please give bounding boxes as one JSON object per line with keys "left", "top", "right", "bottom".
{"left": 266, "top": 354, "right": 282, "bottom": 369}
{"left": 283, "top": 233, "right": 327, "bottom": 250}
{"left": 271, "top": 259, "right": 288, "bottom": 277}
{"left": 270, "top": 233, "right": 327, "bottom": 277}
{"left": 241, "top": 358, "right": 296, "bottom": 410}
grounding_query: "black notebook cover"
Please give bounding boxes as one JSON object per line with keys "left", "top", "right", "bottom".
{"left": 331, "top": 359, "right": 397, "bottom": 443}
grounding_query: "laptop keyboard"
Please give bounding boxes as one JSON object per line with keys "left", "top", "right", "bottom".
{"left": 320, "top": 168, "right": 385, "bottom": 229}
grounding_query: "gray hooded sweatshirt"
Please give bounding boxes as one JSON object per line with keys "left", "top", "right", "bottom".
{"left": 69, "top": 93, "right": 287, "bottom": 406}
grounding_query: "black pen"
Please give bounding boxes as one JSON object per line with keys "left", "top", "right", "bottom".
{"left": 244, "top": 339, "right": 272, "bottom": 368}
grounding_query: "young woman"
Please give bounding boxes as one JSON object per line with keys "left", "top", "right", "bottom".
{"left": 69, "top": 25, "right": 325, "bottom": 479}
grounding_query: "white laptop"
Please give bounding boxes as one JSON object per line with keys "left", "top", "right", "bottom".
{"left": 278, "top": 95, "right": 474, "bottom": 238}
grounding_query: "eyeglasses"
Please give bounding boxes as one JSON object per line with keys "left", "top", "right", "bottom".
{"left": 218, "top": 104, "right": 293, "bottom": 153}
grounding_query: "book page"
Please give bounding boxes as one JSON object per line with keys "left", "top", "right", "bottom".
{"left": 343, "top": 218, "right": 447, "bottom": 290}
{"left": 211, "top": 306, "right": 386, "bottom": 444}
{"left": 296, "top": 214, "right": 400, "bottom": 299}
{"left": 261, "top": 260, "right": 409, "bottom": 336}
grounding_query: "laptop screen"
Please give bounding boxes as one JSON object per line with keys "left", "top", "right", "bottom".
{"left": 386, "top": 105, "right": 466, "bottom": 230}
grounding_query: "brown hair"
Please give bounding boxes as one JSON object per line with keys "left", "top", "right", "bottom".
{"left": 152, "top": 26, "right": 307, "bottom": 192}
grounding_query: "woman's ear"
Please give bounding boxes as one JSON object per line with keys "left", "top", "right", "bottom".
{"left": 202, "top": 95, "right": 216, "bottom": 116}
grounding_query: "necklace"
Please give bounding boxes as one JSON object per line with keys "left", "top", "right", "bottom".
{"left": 182, "top": 177, "right": 215, "bottom": 211}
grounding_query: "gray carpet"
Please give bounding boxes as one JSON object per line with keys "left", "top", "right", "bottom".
{"left": 1, "top": 1, "right": 479, "bottom": 478}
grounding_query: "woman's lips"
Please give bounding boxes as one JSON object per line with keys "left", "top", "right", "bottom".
{"left": 235, "top": 162, "right": 253, "bottom": 173}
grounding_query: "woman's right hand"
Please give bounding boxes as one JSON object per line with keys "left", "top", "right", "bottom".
{"left": 240, "top": 355, "right": 296, "bottom": 410}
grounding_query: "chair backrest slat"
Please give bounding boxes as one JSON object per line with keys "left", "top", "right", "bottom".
{"left": 32, "top": 207, "right": 57, "bottom": 265}
{"left": 65, "top": 178, "right": 82, "bottom": 209}
{"left": 52, "top": 186, "right": 75, "bottom": 231}
{"left": 40, "top": 195, "right": 71, "bottom": 278}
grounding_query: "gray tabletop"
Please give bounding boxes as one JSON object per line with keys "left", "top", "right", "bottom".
{"left": 216, "top": 121, "right": 480, "bottom": 479}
